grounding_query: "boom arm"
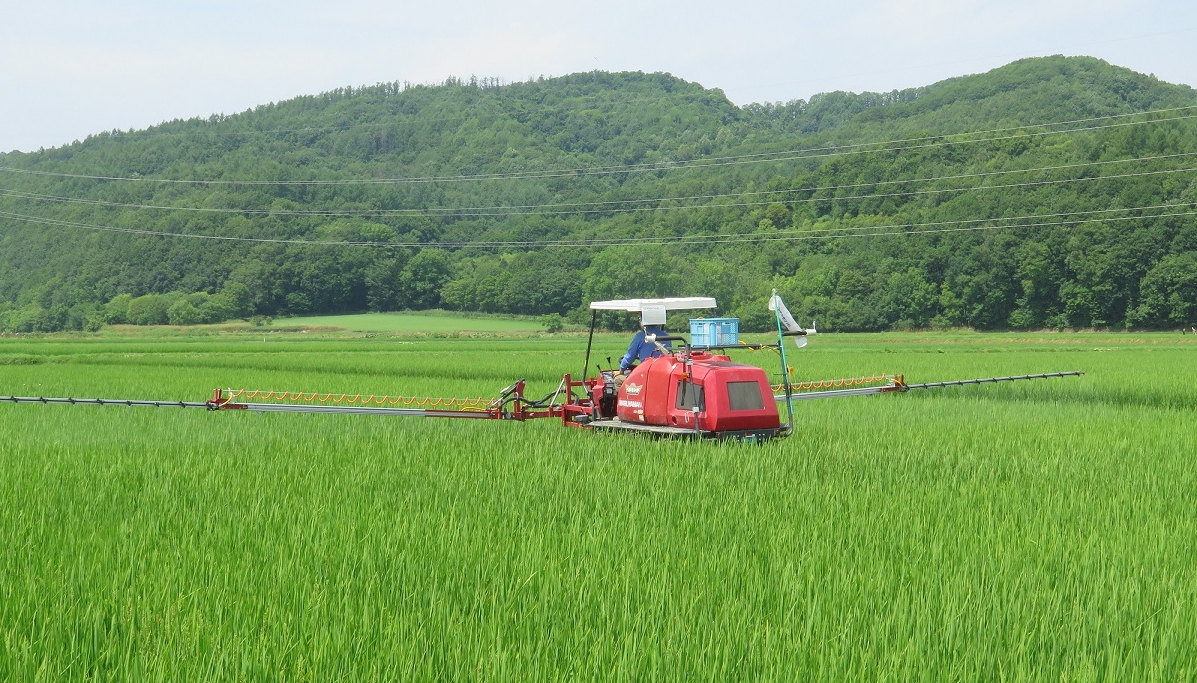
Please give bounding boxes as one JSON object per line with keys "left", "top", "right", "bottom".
{"left": 776, "top": 371, "right": 1083, "bottom": 401}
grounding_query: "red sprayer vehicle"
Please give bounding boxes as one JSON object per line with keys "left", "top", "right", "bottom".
{"left": 2, "top": 292, "right": 1081, "bottom": 441}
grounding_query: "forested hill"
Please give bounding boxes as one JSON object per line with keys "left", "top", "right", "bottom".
{"left": 2, "top": 55, "right": 1196, "bottom": 332}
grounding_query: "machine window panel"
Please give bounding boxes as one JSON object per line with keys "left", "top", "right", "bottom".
{"left": 675, "top": 381, "right": 704, "bottom": 411}
{"left": 726, "top": 381, "right": 765, "bottom": 410}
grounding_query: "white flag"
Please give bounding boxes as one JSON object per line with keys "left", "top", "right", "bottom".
{"left": 769, "top": 293, "right": 802, "bottom": 333}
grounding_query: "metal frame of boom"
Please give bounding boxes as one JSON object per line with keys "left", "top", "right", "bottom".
{"left": 5, "top": 371, "right": 1085, "bottom": 426}
{"left": 4, "top": 338, "right": 1083, "bottom": 436}
{"left": 777, "top": 371, "right": 1084, "bottom": 401}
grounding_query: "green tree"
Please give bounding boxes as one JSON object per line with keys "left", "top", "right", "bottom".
{"left": 200, "top": 283, "right": 253, "bottom": 323}
{"left": 400, "top": 249, "right": 452, "bottom": 309}
{"left": 168, "top": 298, "right": 203, "bottom": 325}
{"left": 1129, "top": 253, "right": 1197, "bottom": 327}
{"left": 881, "top": 268, "right": 938, "bottom": 328}
{"left": 104, "top": 294, "right": 134, "bottom": 324}
{"left": 127, "top": 294, "right": 174, "bottom": 325}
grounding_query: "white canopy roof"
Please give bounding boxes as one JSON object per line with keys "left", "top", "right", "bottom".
{"left": 589, "top": 297, "right": 717, "bottom": 312}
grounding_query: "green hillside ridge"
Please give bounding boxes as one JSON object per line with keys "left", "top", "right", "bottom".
{"left": 1, "top": 56, "right": 1195, "bottom": 333}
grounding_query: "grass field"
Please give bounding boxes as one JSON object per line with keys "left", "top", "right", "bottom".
{"left": 278, "top": 311, "right": 548, "bottom": 332}
{"left": 1, "top": 330, "right": 1195, "bottom": 680}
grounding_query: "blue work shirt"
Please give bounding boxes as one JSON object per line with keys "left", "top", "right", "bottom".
{"left": 619, "top": 326, "right": 671, "bottom": 371}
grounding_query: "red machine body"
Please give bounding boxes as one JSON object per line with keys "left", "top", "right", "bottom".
{"left": 606, "top": 351, "right": 780, "bottom": 435}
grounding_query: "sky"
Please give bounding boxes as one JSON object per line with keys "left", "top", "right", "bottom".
{"left": 1, "top": 0, "right": 1195, "bottom": 153}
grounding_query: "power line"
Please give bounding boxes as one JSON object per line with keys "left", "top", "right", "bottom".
{"left": 4, "top": 151, "right": 1195, "bottom": 218}
{"left": 2, "top": 106, "right": 1195, "bottom": 187}
{"left": 422, "top": 165, "right": 1197, "bottom": 217}
{"left": 2, "top": 203, "right": 1192, "bottom": 249}
{"left": 704, "top": 208, "right": 1197, "bottom": 246}
{"left": 12, "top": 163, "right": 1190, "bottom": 221}
{"left": 650, "top": 201, "right": 1197, "bottom": 247}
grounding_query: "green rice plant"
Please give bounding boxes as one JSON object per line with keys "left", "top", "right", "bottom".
{"left": 0, "top": 331, "right": 1194, "bottom": 680}
{"left": 278, "top": 312, "right": 548, "bottom": 333}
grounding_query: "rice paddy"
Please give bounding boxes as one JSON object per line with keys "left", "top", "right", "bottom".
{"left": 277, "top": 311, "right": 548, "bottom": 333}
{"left": 1, "top": 330, "right": 1194, "bottom": 680}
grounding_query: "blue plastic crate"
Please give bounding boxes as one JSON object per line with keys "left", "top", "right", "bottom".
{"left": 689, "top": 318, "right": 739, "bottom": 347}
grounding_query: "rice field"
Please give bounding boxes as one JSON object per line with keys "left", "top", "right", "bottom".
{"left": 277, "top": 311, "right": 548, "bottom": 332}
{"left": 1, "top": 330, "right": 1195, "bottom": 681}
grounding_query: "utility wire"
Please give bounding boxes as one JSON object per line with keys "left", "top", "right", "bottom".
{"left": 694, "top": 209, "right": 1197, "bottom": 247}
{"left": 10, "top": 164, "right": 1191, "bottom": 219}
{"left": 4, "top": 151, "right": 1195, "bottom": 218}
{"left": 653, "top": 201, "right": 1197, "bottom": 246}
{"left": 2, "top": 106, "right": 1195, "bottom": 186}
{"left": 2, "top": 203, "right": 1192, "bottom": 249}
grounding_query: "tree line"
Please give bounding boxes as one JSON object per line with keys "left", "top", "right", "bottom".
{"left": 1, "top": 56, "right": 1194, "bottom": 333}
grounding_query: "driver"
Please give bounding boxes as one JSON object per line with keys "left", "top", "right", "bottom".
{"left": 614, "top": 321, "right": 671, "bottom": 388}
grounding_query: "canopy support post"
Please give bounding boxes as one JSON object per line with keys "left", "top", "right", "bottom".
{"left": 581, "top": 309, "right": 598, "bottom": 381}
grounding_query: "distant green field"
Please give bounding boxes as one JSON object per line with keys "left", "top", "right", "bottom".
{"left": 279, "top": 311, "right": 547, "bottom": 332}
{"left": 1, "top": 330, "right": 1195, "bottom": 680}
